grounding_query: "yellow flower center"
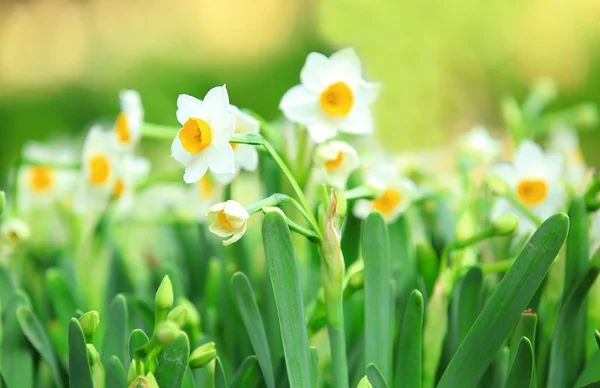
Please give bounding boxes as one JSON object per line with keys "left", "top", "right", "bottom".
{"left": 115, "top": 113, "right": 131, "bottom": 144}
{"left": 8, "top": 230, "right": 18, "bottom": 241}
{"left": 372, "top": 188, "right": 401, "bottom": 215}
{"left": 88, "top": 154, "right": 111, "bottom": 185}
{"left": 325, "top": 151, "right": 344, "bottom": 170}
{"left": 218, "top": 211, "right": 232, "bottom": 228}
{"left": 199, "top": 175, "right": 213, "bottom": 198}
{"left": 516, "top": 178, "right": 548, "bottom": 206}
{"left": 179, "top": 118, "right": 212, "bottom": 154}
{"left": 113, "top": 179, "right": 125, "bottom": 200}
{"left": 320, "top": 81, "right": 354, "bottom": 117}
{"left": 29, "top": 166, "right": 54, "bottom": 192}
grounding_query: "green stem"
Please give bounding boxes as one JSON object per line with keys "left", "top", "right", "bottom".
{"left": 440, "top": 230, "right": 495, "bottom": 272}
{"left": 344, "top": 186, "right": 377, "bottom": 201}
{"left": 481, "top": 258, "right": 516, "bottom": 274}
{"left": 506, "top": 193, "right": 542, "bottom": 227}
{"left": 328, "top": 323, "right": 349, "bottom": 388}
{"left": 141, "top": 123, "right": 177, "bottom": 140}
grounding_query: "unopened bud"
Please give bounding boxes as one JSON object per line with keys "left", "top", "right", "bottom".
{"left": 167, "top": 305, "right": 187, "bottom": 327}
{"left": 492, "top": 213, "right": 519, "bottom": 236}
{"left": 456, "top": 212, "right": 476, "bottom": 241}
{"left": 333, "top": 188, "right": 347, "bottom": 218}
{"left": 179, "top": 298, "right": 201, "bottom": 328}
{"left": 79, "top": 310, "right": 100, "bottom": 340}
{"left": 128, "top": 376, "right": 150, "bottom": 388}
{"left": 189, "top": 342, "right": 217, "bottom": 369}
{"left": 145, "top": 372, "right": 159, "bottom": 388}
{"left": 86, "top": 344, "right": 97, "bottom": 366}
{"left": 502, "top": 97, "right": 522, "bottom": 131}
{"left": 262, "top": 207, "right": 285, "bottom": 216}
{"left": 357, "top": 376, "right": 373, "bottom": 388}
{"left": 485, "top": 175, "right": 510, "bottom": 197}
{"left": 0, "top": 191, "right": 5, "bottom": 215}
{"left": 127, "top": 360, "right": 137, "bottom": 384}
{"left": 155, "top": 276, "right": 174, "bottom": 311}
{"left": 155, "top": 320, "right": 179, "bottom": 346}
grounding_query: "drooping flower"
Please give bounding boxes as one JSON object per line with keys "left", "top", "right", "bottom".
{"left": 171, "top": 86, "right": 236, "bottom": 183}
{"left": 353, "top": 164, "right": 417, "bottom": 223}
{"left": 213, "top": 106, "right": 260, "bottom": 185}
{"left": 458, "top": 125, "right": 502, "bottom": 166}
{"left": 279, "top": 48, "right": 380, "bottom": 143}
{"left": 489, "top": 140, "right": 564, "bottom": 233}
{"left": 313, "top": 141, "right": 359, "bottom": 188}
{"left": 114, "top": 90, "right": 144, "bottom": 150}
{"left": 547, "top": 128, "right": 587, "bottom": 188}
{"left": 206, "top": 200, "right": 249, "bottom": 246}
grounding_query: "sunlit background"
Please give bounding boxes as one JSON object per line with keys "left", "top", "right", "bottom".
{"left": 1, "top": 0, "right": 600, "bottom": 185}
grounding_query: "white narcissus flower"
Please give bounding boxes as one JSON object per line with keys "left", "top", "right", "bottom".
{"left": 171, "top": 86, "right": 236, "bottom": 183}
{"left": 206, "top": 200, "right": 249, "bottom": 246}
{"left": 0, "top": 218, "right": 31, "bottom": 246}
{"left": 133, "top": 183, "right": 191, "bottom": 222}
{"left": 190, "top": 174, "right": 224, "bottom": 220}
{"left": 213, "top": 106, "right": 260, "bottom": 185}
{"left": 547, "top": 128, "right": 587, "bottom": 188}
{"left": 313, "top": 141, "right": 359, "bottom": 188}
{"left": 489, "top": 140, "right": 564, "bottom": 233}
{"left": 111, "top": 156, "right": 151, "bottom": 216}
{"left": 279, "top": 48, "right": 380, "bottom": 143}
{"left": 115, "top": 90, "right": 144, "bottom": 150}
{"left": 353, "top": 164, "right": 418, "bottom": 223}
{"left": 458, "top": 125, "right": 502, "bottom": 165}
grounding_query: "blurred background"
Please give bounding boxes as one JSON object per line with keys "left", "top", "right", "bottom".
{"left": 1, "top": 0, "right": 600, "bottom": 185}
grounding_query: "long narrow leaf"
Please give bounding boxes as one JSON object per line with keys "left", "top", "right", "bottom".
{"left": 509, "top": 310, "right": 536, "bottom": 367}
{"left": 230, "top": 355, "right": 263, "bottom": 388}
{"left": 214, "top": 357, "right": 228, "bottom": 388}
{"left": 366, "top": 364, "right": 388, "bottom": 388}
{"left": 262, "top": 211, "right": 312, "bottom": 388}
{"left": 450, "top": 266, "right": 482, "bottom": 356}
{"left": 504, "top": 337, "right": 534, "bottom": 388}
{"left": 2, "top": 291, "right": 33, "bottom": 388}
{"left": 156, "top": 331, "right": 190, "bottom": 388}
{"left": 102, "top": 294, "right": 129, "bottom": 369}
{"left": 310, "top": 347, "right": 319, "bottom": 388}
{"left": 106, "top": 356, "right": 127, "bottom": 387}
{"left": 68, "top": 318, "right": 94, "bottom": 388}
{"left": 438, "top": 213, "right": 569, "bottom": 388}
{"left": 574, "top": 351, "right": 600, "bottom": 387}
{"left": 394, "top": 290, "right": 423, "bottom": 388}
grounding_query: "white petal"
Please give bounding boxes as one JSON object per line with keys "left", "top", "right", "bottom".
{"left": 231, "top": 105, "right": 260, "bottom": 134}
{"left": 171, "top": 133, "right": 194, "bottom": 164}
{"left": 223, "top": 224, "right": 246, "bottom": 246}
{"left": 355, "top": 81, "right": 381, "bottom": 106}
{"left": 515, "top": 140, "right": 545, "bottom": 174}
{"left": 224, "top": 200, "right": 249, "bottom": 221}
{"left": 213, "top": 172, "right": 237, "bottom": 185}
{"left": 489, "top": 163, "right": 518, "bottom": 188}
{"left": 206, "top": 144, "right": 235, "bottom": 174}
{"left": 120, "top": 90, "right": 143, "bottom": 118}
{"left": 183, "top": 156, "right": 209, "bottom": 183}
{"left": 204, "top": 85, "right": 230, "bottom": 120}
{"left": 306, "top": 122, "right": 337, "bottom": 143}
{"left": 338, "top": 106, "right": 374, "bottom": 135}
{"left": 544, "top": 151, "right": 564, "bottom": 184}
{"left": 177, "top": 95, "right": 204, "bottom": 125}
{"left": 209, "top": 223, "right": 234, "bottom": 238}
{"left": 279, "top": 85, "right": 321, "bottom": 125}
{"left": 353, "top": 199, "right": 373, "bottom": 219}
{"left": 209, "top": 111, "right": 236, "bottom": 144}
{"left": 235, "top": 145, "right": 258, "bottom": 172}
{"left": 329, "top": 47, "right": 362, "bottom": 81}
{"left": 300, "top": 52, "right": 330, "bottom": 91}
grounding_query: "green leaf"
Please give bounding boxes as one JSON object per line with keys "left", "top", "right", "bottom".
{"left": 68, "top": 318, "right": 94, "bottom": 388}
{"left": 549, "top": 250, "right": 600, "bottom": 388}
{"left": 423, "top": 272, "right": 449, "bottom": 388}
{"left": 574, "top": 351, "right": 600, "bottom": 387}
{"left": 262, "top": 211, "right": 312, "bottom": 388}
{"left": 105, "top": 356, "right": 127, "bottom": 388}
{"left": 394, "top": 290, "right": 423, "bottom": 388}
{"left": 102, "top": 294, "right": 129, "bottom": 369}
{"left": 509, "top": 310, "right": 536, "bottom": 367}
{"left": 366, "top": 363, "right": 388, "bottom": 388}
{"left": 438, "top": 213, "right": 569, "bottom": 388}
{"left": 156, "top": 331, "right": 190, "bottom": 388}
{"left": 310, "top": 347, "right": 319, "bottom": 388}
{"left": 128, "top": 329, "right": 150, "bottom": 361}
{"left": 416, "top": 241, "right": 438, "bottom": 298}
{"left": 214, "top": 357, "right": 228, "bottom": 388}
{"left": 182, "top": 367, "right": 197, "bottom": 388}
{"left": 2, "top": 291, "right": 34, "bottom": 388}
{"left": 450, "top": 266, "right": 483, "bottom": 356}
{"left": 504, "top": 337, "right": 534, "bottom": 388}
{"left": 230, "top": 355, "right": 263, "bottom": 388}
{"left": 231, "top": 272, "right": 276, "bottom": 388}
{"left": 362, "top": 212, "right": 392, "bottom": 382}
{"left": 16, "top": 306, "right": 64, "bottom": 388}
{"left": 45, "top": 269, "right": 79, "bottom": 327}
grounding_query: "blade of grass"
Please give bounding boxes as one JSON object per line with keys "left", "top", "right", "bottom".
{"left": 231, "top": 272, "right": 276, "bottom": 388}
{"left": 68, "top": 318, "right": 94, "bottom": 388}
{"left": 362, "top": 212, "right": 392, "bottom": 382}
{"left": 437, "top": 213, "right": 569, "bottom": 388}
{"left": 366, "top": 364, "right": 388, "bottom": 388}
{"left": 156, "top": 331, "right": 190, "bottom": 388}
{"left": 102, "top": 294, "right": 129, "bottom": 369}
{"left": 262, "top": 211, "right": 312, "bottom": 388}
{"left": 504, "top": 337, "right": 534, "bottom": 388}
{"left": 394, "top": 290, "right": 423, "bottom": 388}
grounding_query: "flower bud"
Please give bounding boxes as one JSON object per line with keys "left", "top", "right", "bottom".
{"left": 155, "top": 320, "right": 179, "bottom": 346}
{"left": 128, "top": 376, "right": 150, "bottom": 388}
{"left": 456, "top": 212, "right": 476, "bottom": 241}
{"left": 127, "top": 360, "right": 137, "bottom": 384}
{"left": 0, "top": 191, "right": 5, "bottom": 215}
{"left": 79, "top": 310, "right": 100, "bottom": 340}
{"left": 485, "top": 175, "right": 510, "bottom": 197}
{"left": 155, "top": 275, "right": 174, "bottom": 312}
{"left": 206, "top": 200, "right": 249, "bottom": 246}
{"left": 86, "top": 344, "right": 97, "bottom": 366}
{"left": 189, "top": 342, "right": 217, "bottom": 369}
{"left": 357, "top": 376, "right": 372, "bottom": 388}
{"left": 179, "top": 298, "right": 201, "bottom": 328}
{"left": 492, "top": 213, "right": 519, "bottom": 236}
{"left": 145, "top": 372, "right": 159, "bottom": 388}
{"left": 167, "top": 305, "right": 187, "bottom": 327}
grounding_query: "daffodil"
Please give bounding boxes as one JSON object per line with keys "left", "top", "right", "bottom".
{"left": 111, "top": 156, "right": 151, "bottom": 216}
{"left": 279, "top": 48, "right": 380, "bottom": 143}
{"left": 16, "top": 141, "right": 77, "bottom": 211}
{"left": 0, "top": 218, "right": 30, "bottom": 246}
{"left": 206, "top": 200, "right": 249, "bottom": 246}
{"left": 458, "top": 125, "right": 502, "bottom": 165}
{"left": 171, "top": 86, "right": 236, "bottom": 183}
{"left": 489, "top": 140, "right": 564, "bottom": 232}
{"left": 353, "top": 164, "right": 417, "bottom": 223}
{"left": 213, "top": 106, "right": 260, "bottom": 185}
{"left": 115, "top": 90, "right": 144, "bottom": 150}
{"left": 547, "top": 128, "right": 587, "bottom": 188}
{"left": 314, "top": 141, "right": 359, "bottom": 188}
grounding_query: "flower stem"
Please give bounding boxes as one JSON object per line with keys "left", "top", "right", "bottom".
{"left": 505, "top": 193, "right": 542, "bottom": 227}
{"left": 440, "top": 230, "right": 495, "bottom": 272}
{"left": 328, "top": 319, "right": 349, "bottom": 388}
{"left": 141, "top": 123, "right": 177, "bottom": 140}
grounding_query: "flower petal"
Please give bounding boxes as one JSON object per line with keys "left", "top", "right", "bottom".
{"left": 183, "top": 156, "right": 209, "bottom": 183}
{"left": 204, "top": 85, "right": 230, "bottom": 121}
{"left": 329, "top": 47, "right": 362, "bottom": 81}
{"left": 171, "top": 132, "right": 194, "bottom": 164}
{"left": 177, "top": 95, "right": 204, "bottom": 125}
{"left": 353, "top": 199, "right": 373, "bottom": 219}
{"left": 338, "top": 106, "right": 374, "bottom": 135}
{"left": 489, "top": 163, "right": 518, "bottom": 188}
{"left": 306, "top": 122, "right": 337, "bottom": 143}
{"left": 300, "top": 52, "right": 330, "bottom": 91}
{"left": 206, "top": 144, "right": 235, "bottom": 174}
{"left": 224, "top": 224, "right": 246, "bottom": 246}
{"left": 235, "top": 145, "right": 258, "bottom": 172}
{"left": 279, "top": 85, "right": 321, "bottom": 125}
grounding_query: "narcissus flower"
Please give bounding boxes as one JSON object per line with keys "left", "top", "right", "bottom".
{"left": 489, "top": 140, "right": 564, "bottom": 232}
{"left": 0, "top": 218, "right": 31, "bottom": 246}
{"left": 171, "top": 86, "right": 236, "bottom": 183}
{"left": 353, "top": 164, "right": 417, "bottom": 223}
{"left": 314, "top": 141, "right": 359, "bottom": 188}
{"left": 458, "top": 125, "right": 501, "bottom": 165}
{"left": 279, "top": 48, "right": 379, "bottom": 143}
{"left": 206, "top": 200, "right": 249, "bottom": 246}
{"left": 111, "top": 156, "right": 150, "bottom": 215}
{"left": 213, "top": 106, "right": 260, "bottom": 185}
{"left": 190, "top": 174, "right": 224, "bottom": 219}
{"left": 547, "top": 128, "right": 587, "bottom": 188}
{"left": 115, "top": 90, "right": 144, "bottom": 150}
